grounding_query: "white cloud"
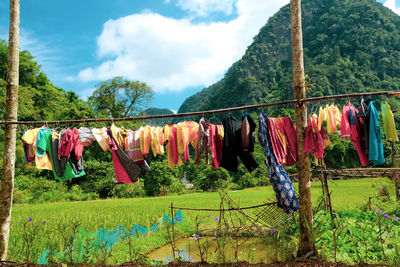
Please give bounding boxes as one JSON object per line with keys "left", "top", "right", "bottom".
{"left": 384, "top": 0, "right": 400, "bottom": 15}
{"left": 177, "top": 0, "right": 236, "bottom": 17}
{"left": 78, "top": 0, "right": 289, "bottom": 92}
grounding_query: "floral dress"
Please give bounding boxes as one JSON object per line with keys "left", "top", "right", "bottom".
{"left": 258, "top": 112, "right": 299, "bottom": 214}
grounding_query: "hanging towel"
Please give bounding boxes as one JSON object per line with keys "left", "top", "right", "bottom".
{"left": 368, "top": 101, "right": 385, "bottom": 166}
{"left": 266, "top": 118, "right": 286, "bottom": 164}
{"left": 381, "top": 103, "right": 399, "bottom": 142}
{"left": 258, "top": 113, "right": 299, "bottom": 214}
{"left": 92, "top": 127, "right": 110, "bottom": 152}
{"left": 78, "top": 127, "right": 96, "bottom": 147}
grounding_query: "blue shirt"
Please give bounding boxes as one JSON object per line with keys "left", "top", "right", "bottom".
{"left": 368, "top": 101, "right": 385, "bottom": 166}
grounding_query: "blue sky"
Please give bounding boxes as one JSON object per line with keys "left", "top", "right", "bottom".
{"left": 0, "top": 0, "right": 399, "bottom": 113}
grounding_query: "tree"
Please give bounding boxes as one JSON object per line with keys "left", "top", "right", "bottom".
{"left": 88, "top": 76, "right": 153, "bottom": 118}
{"left": 0, "top": 0, "right": 20, "bottom": 260}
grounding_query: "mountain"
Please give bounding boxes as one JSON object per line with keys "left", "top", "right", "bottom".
{"left": 178, "top": 0, "right": 400, "bottom": 113}
{"left": 143, "top": 107, "right": 174, "bottom": 116}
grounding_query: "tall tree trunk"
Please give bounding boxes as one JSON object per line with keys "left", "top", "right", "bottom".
{"left": 0, "top": 0, "right": 20, "bottom": 260}
{"left": 290, "top": 0, "right": 316, "bottom": 256}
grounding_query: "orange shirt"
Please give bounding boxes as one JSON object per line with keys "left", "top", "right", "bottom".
{"left": 177, "top": 121, "right": 199, "bottom": 162}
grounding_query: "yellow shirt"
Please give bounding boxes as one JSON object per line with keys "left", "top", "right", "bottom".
{"left": 318, "top": 104, "right": 341, "bottom": 134}
{"left": 381, "top": 103, "right": 399, "bottom": 142}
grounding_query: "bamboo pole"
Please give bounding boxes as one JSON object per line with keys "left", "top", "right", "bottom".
{"left": 0, "top": 0, "right": 20, "bottom": 260}
{"left": 290, "top": 0, "right": 316, "bottom": 256}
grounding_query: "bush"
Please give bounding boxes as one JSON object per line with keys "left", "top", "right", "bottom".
{"left": 143, "top": 161, "right": 175, "bottom": 196}
{"left": 193, "top": 166, "right": 231, "bottom": 191}
{"left": 112, "top": 182, "right": 146, "bottom": 198}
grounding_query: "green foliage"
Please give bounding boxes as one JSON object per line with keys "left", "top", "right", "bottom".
{"left": 87, "top": 76, "right": 153, "bottom": 118}
{"left": 143, "top": 160, "right": 178, "bottom": 196}
{"left": 193, "top": 166, "right": 231, "bottom": 191}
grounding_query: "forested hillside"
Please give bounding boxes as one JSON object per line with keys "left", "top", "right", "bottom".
{"left": 178, "top": 0, "right": 400, "bottom": 113}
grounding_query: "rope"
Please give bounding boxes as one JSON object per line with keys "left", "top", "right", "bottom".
{"left": 0, "top": 90, "right": 397, "bottom": 125}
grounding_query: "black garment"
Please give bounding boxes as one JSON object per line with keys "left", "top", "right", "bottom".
{"left": 220, "top": 115, "right": 259, "bottom": 172}
{"left": 50, "top": 132, "right": 63, "bottom": 177}
{"left": 357, "top": 98, "right": 371, "bottom": 155}
{"left": 107, "top": 127, "right": 141, "bottom": 183}
{"left": 59, "top": 128, "right": 84, "bottom": 175}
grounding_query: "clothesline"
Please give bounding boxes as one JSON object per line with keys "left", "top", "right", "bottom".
{"left": 1, "top": 90, "right": 399, "bottom": 125}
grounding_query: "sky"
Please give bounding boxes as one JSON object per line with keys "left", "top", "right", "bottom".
{"left": 0, "top": 0, "right": 399, "bottom": 113}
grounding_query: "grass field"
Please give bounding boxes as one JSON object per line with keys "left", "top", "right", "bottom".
{"left": 8, "top": 177, "right": 396, "bottom": 263}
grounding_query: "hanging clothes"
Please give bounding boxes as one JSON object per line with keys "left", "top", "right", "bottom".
{"left": 36, "top": 129, "right": 85, "bottom": 180}
{"left": 177, "top": 121, "right": 199, "bottom": 163}
{"left": 318, "top": 104, "right": 341, "bottom": 134}
{"left": 266, "top": 118, "right": 286, "bottom": 165}
{"left": 304, "top": 115, "right": 331, "bottom": 164}
{"left": 78, "top": 127, "right": 96, "bottom": 147}
{"left": 58, "top": 128, "right": 84, "bottom": 175}
{"left": 341, "top": 103, "right": 369, "bottom": 166}
{"left": 220, "top": 115, "right": 258, "bottom": 172}
{"left": 21, "top": 128, "right": 53, "bottom": 170}
{"left": 111, "top": 124, "right": 128, "bottom": 150}
{"left": 108, "top": 127, "right": 141, "bottom": 183}
{"left": 194, "top": 118, "right": 210, "bottom": 165}
{"left": 164, "top": 124, "right": 182, "bottom": 167}
{"left": 209, "top": 123, "right": 223, "bottom": 168}
{"left": 92, "top": 127, "right": 110, "bottom": 152}
{"left": 258, "top": 113, "right": 299, "bottom": 214}
{"left": 140, "top": 125, "right": 152, "bottom": 157}
{"left": 273, "top": 117, "right": 297, "bottom": 166}
{"left": 150, "top": 126, "right": 165, "bottom": 157}
{"left": 368, "top": 101, "right": 385, "bottom": 166}
{"left": 381, "top": 103, "right": 399, "bottom": 142}
{"left": 357, "top": 98, "right": 370, "bottom": 155}
{"left": 21, "top": 130, "right": 35, "bottom": 166}
{"left": 125, "top": 128, "right": 145, "bottom": 164}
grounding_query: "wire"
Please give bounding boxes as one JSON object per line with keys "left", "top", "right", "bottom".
{"left": 0, "top": 90, "right": 398, "bottom": 125}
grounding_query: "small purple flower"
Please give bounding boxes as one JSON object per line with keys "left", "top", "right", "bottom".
{"left": 195, "top": 234, "right": 200, "bottom": 240}
{"left": 394, "top": 216, "right": 398, "bottom": 222}
{"left": 43, "top": 221, "right": 46, "bottom": 226}
{"left": 130, "top": 229, "right": 134, "bottom": 233}
{"left": 207, "top": 215, "right": 211, "bottom": 218}
{"left": 342, "top": 216, "right": 344, "bottom": 219}
{"left": 384, "top": 214, "right": 390, "bottom": 219}
{"left": 27, "top": 217, "right": 32, "bottom": 222}
{"left": 378, "top": 210, "right": 383, "bottom": 214}
{"left": 175, "top": 217, "right": 181, "bottom": 222}
{"left": 215, "top": 217, "right": 220, "bottom": 222}
{"left": 270, "top": 228, "right": 276, "bottom": 234}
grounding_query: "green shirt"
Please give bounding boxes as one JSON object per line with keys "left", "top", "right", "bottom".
{"left": 36, "top": 129, "right": 85, "bottom": 180}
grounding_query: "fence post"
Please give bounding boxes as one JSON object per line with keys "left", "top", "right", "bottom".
{"left": 170, "top": 202, "right": 176, "bottom": 260}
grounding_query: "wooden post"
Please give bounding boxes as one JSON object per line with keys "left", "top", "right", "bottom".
{"left": 290, "top": 0, "right": 316, "bottom": 256}
{"left": 0, "top": 0, "right": 20, "bottom": 260}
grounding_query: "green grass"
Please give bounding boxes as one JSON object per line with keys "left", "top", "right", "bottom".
{"left": 8, "top": 177, "right": 395, "bottom": 263}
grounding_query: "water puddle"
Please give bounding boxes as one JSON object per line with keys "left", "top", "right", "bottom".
{"left": 147, "top": 237, "right": 275, "bottom": 263}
